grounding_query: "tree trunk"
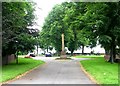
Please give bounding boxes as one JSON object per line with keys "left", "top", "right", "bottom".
{"left": 113, "top": 37, "right": 116, "bottom": 62}
{"left": 47, "top": 46, "right": 48, "bottom": 52}
{"left": 104, "top": 47, "right": 109, "bottom": 55}
{"left": 58, "top": 51, "right": 61, "bottom": 56}
{"left": 16, "top": 51, "right": 18, "bottom": 64}
{"left": 108, "top": 36, "right": 116, "bottom": 63}
{"left": 37, "top": 45, "right": 39, "bottom": 55}
{"left": 108, "top": 47, "right": 114, "bottom": 63}
{"left": 71, "top": 50, "right": 74, "bottom": 56}
{"left": 82, "top": 45, "right": 84, "bottom": 54}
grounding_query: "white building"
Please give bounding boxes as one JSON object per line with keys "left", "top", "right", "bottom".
{"left": 34, "top": 45, "right": 105, "bottom": 55}
{"left": 73, "top": 45, "right": 105, "bottom": 54}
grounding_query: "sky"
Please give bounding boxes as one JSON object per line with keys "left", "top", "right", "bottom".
{"left": 33, "top": 0, "right": 66, "bottom": 31}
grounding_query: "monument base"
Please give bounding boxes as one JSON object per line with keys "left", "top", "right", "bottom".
{"left": 55, "top": 51, "right": 72, "bottom": 60}
{"left": 60, "top": 51, "right": 67, "bottom": 58}
{"left": 55, "top": 57, "right": 72, "bottom": 60}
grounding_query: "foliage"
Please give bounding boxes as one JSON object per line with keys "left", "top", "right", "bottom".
{"left": 2, "top": 2, "right": 38, "bottom": 57}
{"left": 83, "top": 2, "right": 120, "bottom": 62}
{"left": 41, "top": 3, "right": 73, "bottom": 53}
{"left": 63, "top": 2, "right": 87, "bottom": 54}
{"left": 41, "top": 2, "right": 120, "bottom": 61}
{"left": 41, "top": 2, "right": 89, "bottom": 54}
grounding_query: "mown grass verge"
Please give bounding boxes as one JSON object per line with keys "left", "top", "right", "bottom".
{"left": 1, "top": 57, "right": 44, "bottom": 82}
{"left": 76, "top": 55, "right": 120, "bottom": 86}
{"left": 78, "top": 55, "right": 118, "bottom": 85}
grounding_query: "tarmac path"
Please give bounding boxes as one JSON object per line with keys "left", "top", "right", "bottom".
{"left": 5, "top": 56, "right": 98, "bottom": 86}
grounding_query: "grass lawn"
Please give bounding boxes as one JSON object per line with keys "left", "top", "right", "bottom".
{"left": 75, "top": 55, "right": 104, "bottom": 58}
{"left": 76, "top": 55, "right": 118, "bottom": 85}
{"left": 1, "top": 57, "right": 45, "bottom": 83}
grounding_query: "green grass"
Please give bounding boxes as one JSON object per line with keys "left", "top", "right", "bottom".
{"left": 79, "top": 56, "right": 118, "bottom": 85}
{"left": 1, "top": 57, "right": 45, "bottom": 82}
{"left": 75, "top": 55, "right": 104, "bottom": 58}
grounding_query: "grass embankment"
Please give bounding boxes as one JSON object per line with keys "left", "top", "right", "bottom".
{"left": 76, "top": 55, "right": 118, "bottom": 85}
{"left": 1, "top": 57, "right": 45, "bottom": 82}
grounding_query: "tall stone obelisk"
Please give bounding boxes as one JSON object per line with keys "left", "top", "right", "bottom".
{"left": 60, "top": 33, "right": 67, "bottom": 58}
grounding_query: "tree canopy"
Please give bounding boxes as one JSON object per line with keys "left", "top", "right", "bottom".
{"left": 2, "top": 2, "right": 39, "bottom": 57}
{"left": 40, "top": 2, "right": 120, "bottom": 63}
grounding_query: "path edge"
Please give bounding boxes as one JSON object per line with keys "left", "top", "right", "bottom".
{"left": 79, "top": 62, "right": 101, "bottom": 86}
{"left": 1, "top": 62, "right": 46, "bottom": 85}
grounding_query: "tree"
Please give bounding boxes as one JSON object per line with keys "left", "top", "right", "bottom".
{"left": 38, "top": 31, "right": 51, "bottom": 53}
{"left": 41, "top": 3, "right": 73, "bottom": 55}
{"left": 2, "top": 2, "right": 38, "bottom": 64}
{"left": 83, "top": 2, "right": 120, "bottom": 63}
{"left": 41, "top": 2, "right": 120, "bottom": 62}
{"left": 63, "top": 2, "right": 96, "bottom": 55}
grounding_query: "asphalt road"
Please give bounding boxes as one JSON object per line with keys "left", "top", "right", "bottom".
{"left": 5, "top": 56, "right": 98, "bottom": 85}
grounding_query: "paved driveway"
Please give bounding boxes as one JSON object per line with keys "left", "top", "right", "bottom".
{"left": 6, "top": 56, "right": 97, "bottom": 85}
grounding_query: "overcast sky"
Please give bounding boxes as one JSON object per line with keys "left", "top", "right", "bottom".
{"left": 33, "top": 0, "right": 66, "bottom": 30}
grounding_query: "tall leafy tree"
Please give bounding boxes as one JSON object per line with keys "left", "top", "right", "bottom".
{"left": 41, "top": 2, "right": 120, "bottom": 62}
{"left": 63, "top": 2, "right": 90, "bottom": 55}
{"left": 41, "top": 3, "right": 73, "bottom": 55}
{"left": 83, "top": 2, "right": 120, "bottom": 63}
{"left": 2, "top": 2, "right": 38, "bottom": 64}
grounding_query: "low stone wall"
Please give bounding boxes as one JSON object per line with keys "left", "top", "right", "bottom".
{"left": 116, "top": 54, "right": 120, "bottom": 58}
{"left": 104, "top": 55, "right": 110, "bottom": 61}
{"left": 2, "top": 54, "right": 16, "bottom": 65}
{"left": 8, "top": 54, "right": 15, "bottom": 63}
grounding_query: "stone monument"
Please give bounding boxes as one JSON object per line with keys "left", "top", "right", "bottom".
{"left": 60, "top": 33, "right": 67, "bottom": 58}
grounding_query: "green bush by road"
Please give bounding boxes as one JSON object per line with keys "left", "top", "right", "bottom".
{"left": 1, "top": 58, "right": 45, "bottom": 82}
